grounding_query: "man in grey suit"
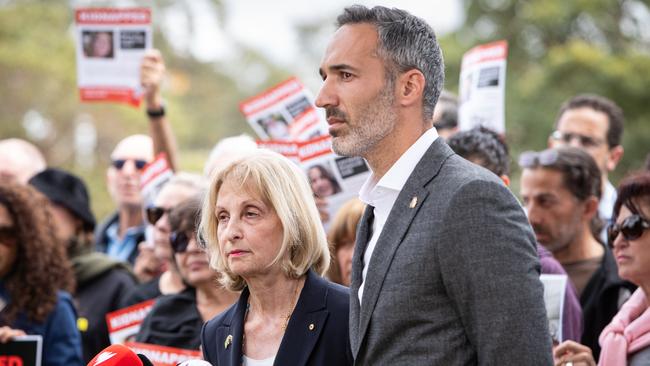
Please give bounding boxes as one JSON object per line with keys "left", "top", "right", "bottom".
{"left": 315, "top": 5, "right": 553, "bottom": 364}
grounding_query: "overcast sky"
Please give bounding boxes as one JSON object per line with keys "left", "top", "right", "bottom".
{"left": 162, "top": 0, "right": 464, "bottom": 65}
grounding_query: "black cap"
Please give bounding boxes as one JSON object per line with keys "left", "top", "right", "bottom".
{"left": 29, "top": 168, "right": 96, "bottom": 231}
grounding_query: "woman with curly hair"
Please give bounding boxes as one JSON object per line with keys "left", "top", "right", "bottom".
{"left": 0, "top": 180, "right": 83, "bottom": 365}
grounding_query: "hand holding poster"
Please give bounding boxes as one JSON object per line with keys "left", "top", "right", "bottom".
{"left": 458, "top": 40, "right": 508, "bottom": 133}
{"left": 240, "top": 77, "right": 328, "bottom": 141}
{"left": 75, "top": 8, "right": 152, "bottom": 106}
{"left": 0, "top": 335, "right": 42, "bottom": 366}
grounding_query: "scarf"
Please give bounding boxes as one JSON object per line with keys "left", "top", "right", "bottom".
{"left": 599, "top": 288, "right": 650, "bottom": 365}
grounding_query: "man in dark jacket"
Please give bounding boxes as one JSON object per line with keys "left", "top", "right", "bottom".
{"left": 30, "top": 168, "right": 138, "bottom": 362}
{"left": 519, "top": 147, "right": 636, "bottom": 358}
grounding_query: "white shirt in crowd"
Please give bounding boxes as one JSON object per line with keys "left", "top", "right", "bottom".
{"left": 357, "top": 127, "right": 439, "bottom": 305}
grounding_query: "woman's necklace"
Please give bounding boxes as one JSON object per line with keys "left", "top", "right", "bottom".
{"left": 243, "top": 279, "right": 302, "bottom": 347}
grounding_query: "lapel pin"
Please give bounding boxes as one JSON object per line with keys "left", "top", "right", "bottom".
{"left": 224, "top": 334, "right": 233, "bottom": 349}
{"left": 409, "top": 196, "right": 418, "bottom": 209}
{"left": 309, "top": 323, "right": 315, "bottom": 331}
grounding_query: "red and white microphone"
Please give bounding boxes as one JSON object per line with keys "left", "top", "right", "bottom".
{"left": 87, "top": 344, "right": 153, "bottom": 366}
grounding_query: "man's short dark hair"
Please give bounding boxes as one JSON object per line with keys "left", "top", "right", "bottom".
{"left": 336, "top": 5, "right": 444, "bottom": 121}
{"left": 555, "top": 94, "right": 624, "bottom": 148}
{"left": 521, "top": 147, "right": 602, "bottom": 202}
{"left": 433, "top": 90, "right": 458, "bottom": 130}
{"left": 447, "top": 127, "right": 509, "bottom": 176}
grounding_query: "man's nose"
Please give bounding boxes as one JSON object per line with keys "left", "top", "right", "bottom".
{"left": 315, "top": 78, "right": 337, "bottom": 109}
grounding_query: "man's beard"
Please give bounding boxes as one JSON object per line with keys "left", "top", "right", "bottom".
{"left": 327, "top": 80, "right": 397, "bottom": 157}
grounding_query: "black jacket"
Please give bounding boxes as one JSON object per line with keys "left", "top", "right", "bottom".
{"left": 136, "top": 287, "right": 203, "bottom": 350}
{"left": 73, "top": 252, "right": 137, "bottom": 362}
{"left": 580, "top": 245, "right": 637, "bottom": 359}
{"left": 201, "top": 270, "right": 353, "bottom": 366}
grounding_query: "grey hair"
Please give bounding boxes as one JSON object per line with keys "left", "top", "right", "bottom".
{"left": 336, "top": 5, "right": 445, "bottom": 121}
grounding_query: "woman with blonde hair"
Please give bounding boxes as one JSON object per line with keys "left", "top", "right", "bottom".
{"left": 199, "top": 149, "right": 352, "bottom": 366}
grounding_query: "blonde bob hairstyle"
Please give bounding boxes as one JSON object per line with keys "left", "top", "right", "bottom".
{"left": 199, "top": 149, "right": 330, "bottom": 291}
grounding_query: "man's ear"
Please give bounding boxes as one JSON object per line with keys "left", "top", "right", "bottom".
{"left": 397, "top": 69, "right": 425, "bottom": 108}
{"left": 583, "top": 196, "right": 600, "bottom": 220}
{"left": 607, "top": 145, "right": 624, "bottom": 172}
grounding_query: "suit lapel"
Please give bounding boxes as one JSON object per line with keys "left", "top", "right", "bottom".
{"left": 349, "top": 204, "right": 374, "bottom": 354}
{"left": 355, "top": 139, "right": 454, "bottom": 354}
{"left": 274, "top": 271, "right": 329, "bottom": 366}
{"left": 216, "top": 289, "right": 248, "bottom": 366}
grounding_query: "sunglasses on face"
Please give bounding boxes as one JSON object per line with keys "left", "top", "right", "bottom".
{"left": 518, "top": 149, "right": 560, "bottom": 168}
{"left": 170, "top": 231, "right": 207, "bottom": 253}
{"left": 607, "top": 214, "right": 650, "bottom": 249}
{"left": 0, "top": 226, "right": 17, "bottom": 246}
{"left": 111, "top": 159, "right": 148, "bottom": 171}
{"left": 170, "top": 231, "right": 192, "bottom": 253}
{"left": 145, "top": 206, "right": 172, "bottom": 225}
{"left": 550, "top": 130, "right": 605, "bottom": 149}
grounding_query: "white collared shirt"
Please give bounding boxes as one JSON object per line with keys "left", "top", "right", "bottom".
{"left": 357, "top": 127, "right": 438, "bottom": 304}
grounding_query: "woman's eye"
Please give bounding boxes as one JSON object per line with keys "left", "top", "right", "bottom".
{"left": 341, "top": 72, "right": 352, "bottom": 80}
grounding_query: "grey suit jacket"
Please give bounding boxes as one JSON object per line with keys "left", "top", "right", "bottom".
{"left": 350, "top": 139, "right": 552, "bottom": 365}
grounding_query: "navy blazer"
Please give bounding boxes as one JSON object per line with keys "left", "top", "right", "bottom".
{"left": 201, "top": 270, "right": 353, "bottom": 366}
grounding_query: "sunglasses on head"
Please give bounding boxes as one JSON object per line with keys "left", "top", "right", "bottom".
{"left": 145, "top": 206, "right": 172, "bottom": 225}
{"left": 111, "top": 159, "right": 148, "bottom": 171}
{"left": 0, "top": 225, "right": 17, "bottom": 246}
{"left": 550, "top": 130, "right": 605, "bottom": 149}
{"left": 607, "top": 214, "right": 650, "bottom": 249}
{"left": 518, "top": 149, "right": 560, "bottom": 168}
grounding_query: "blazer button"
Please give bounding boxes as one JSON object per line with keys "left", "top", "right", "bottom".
{"left": 309, "top": 323, "right": 315, "bottom": 331}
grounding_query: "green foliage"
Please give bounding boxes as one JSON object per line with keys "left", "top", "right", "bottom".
{"left": 442, "top": 0, "right": 650, "bottom": 192}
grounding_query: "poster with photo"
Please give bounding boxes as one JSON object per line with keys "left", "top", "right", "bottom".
{"left": 540, "top": 274, "right": 568, "bottom": 344}
{"left": 240, "top": 77, "right": 328, "bottom": 142}
{"left": 458, "top": 40, "right": 508, "bottom": 133}
{"left": 298, "top": 136, "right": 370, "bottom": 226}
{"left": 75, "top": 8, "right": 152, "bottom": 106}
{"left": 256, "top": 136, "right": 370, "bottom": 227}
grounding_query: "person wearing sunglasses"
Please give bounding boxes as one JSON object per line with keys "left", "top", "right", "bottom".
{"left": 554, "top": 171, "right": 650, "bottom": 365}
{"left": 549, "top": 94, "right": 625, "bottom": 243}
{"left": 0, "top": 180, "right": 82, "bottom": 366}
{"left": 199, "top": 149, "right": 352, "bottom": 365}
{"left": 95, "top": 134, "right": 153, "bottom": 265}
{"left": 520, "top": 147, "right": 637, "bottom": 359}
{"left": 136, "top": 195, "right": 237, "bottom": 350}
{"left": 121, "top": 173, "right": 205, "bottom": 308}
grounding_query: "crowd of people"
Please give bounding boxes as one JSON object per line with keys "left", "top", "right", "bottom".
{"left": 1, "top": 5, "right": 649, "bottom": 366}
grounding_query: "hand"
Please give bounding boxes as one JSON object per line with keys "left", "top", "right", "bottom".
{"left": 0, "top": 326, "right": 26, "bottom": 343}
{"left": 553, "top": 340, "right": 596, "bottom": 366}
{"left": 315, "top": 196, "right": 330, "bottom": 224}
{"left": 140, "top": 49, "right": 166, "bottom": 109}
{"left": 133, "top": 241, "right": 163, "bottom": 283}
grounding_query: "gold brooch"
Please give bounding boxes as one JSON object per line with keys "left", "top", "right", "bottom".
{"left": 224, "top": 335, "right": 233, "bottom": 349}
{"left": 409, "top": 196, "right": 418, "bottom": 208}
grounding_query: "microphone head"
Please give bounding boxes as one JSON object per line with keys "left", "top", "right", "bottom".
{"left": 87, "top": 344, "right": 143, "bottom": 366}
{"left": 176, "top": 360, "right": 212, "bottom": 366}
